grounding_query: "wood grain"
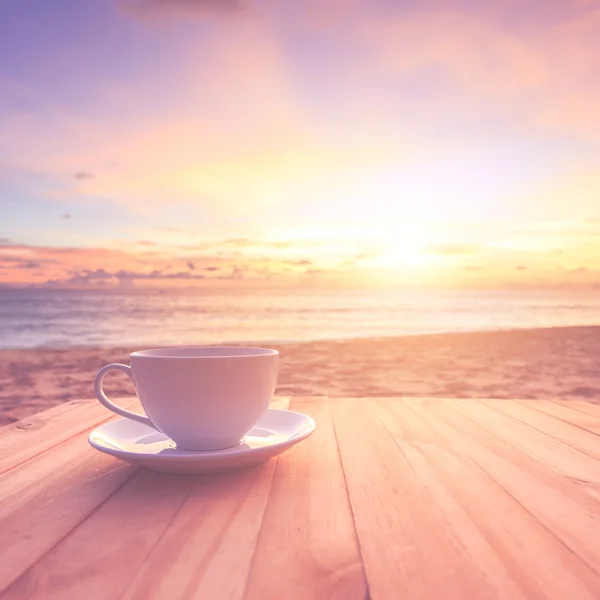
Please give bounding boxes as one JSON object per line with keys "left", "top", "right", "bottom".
{"left": 0, "top": 397, "right": 137, "bottom": 475}
{"left": 522, "top": 400, "right": 600, "bottom": 436}
{"left": 377, "top": 398, "right": 600, "bottom": 599}
{"left": 5, "top": 396, "right": 600, "bottom": 600}
{"left": 0, "top": 397, "right": 292, "bottom": 600}
{"left": 0, "top": 433, "right": 136, "bottom": 594}
{"left": 450, "top": 400, "right": 600, "bottom": 494}
{"left": 409, "top": 398, "right": 600, "bottom": 590}
{"left": 553, "top": 399, "right": 600, "bottom": 418}
{"left": 116, "top": 397, "right": 292, "bottom": 600}
{"left": 118, "top": 463, "right": 277, "bottom": 600}
{"left": 1, "top": 469, "right": 200, "bottom": 600}
{"left": 0, "top": 397, "right": 284, "bottom": 477}
{"left": 244, "top": 397, "right": 366, "bottom": 600}
{"left": 330, "top": 397, "right": 501, "bottom": 600}
{"left": 487, "top": 399, "right": 600, "bottom": 461}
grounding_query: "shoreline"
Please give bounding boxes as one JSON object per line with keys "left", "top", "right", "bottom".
{"left": 1, "top": 324, "right": 600, "bottom": 425}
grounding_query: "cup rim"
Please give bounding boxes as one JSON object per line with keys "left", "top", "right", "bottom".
{"left": 130, "top": 346, "right": 279, "bottom": 359}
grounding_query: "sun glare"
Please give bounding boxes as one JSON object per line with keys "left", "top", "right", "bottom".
{"left": 370, "top": 231, "right": 434, "bottom": 267}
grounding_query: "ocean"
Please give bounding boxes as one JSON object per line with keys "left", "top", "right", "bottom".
{"left": 1, "top": 288, "right": 600, "bottom": 349}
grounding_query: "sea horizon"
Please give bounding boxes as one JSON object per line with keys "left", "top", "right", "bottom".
{"left": 3, "top": 287, "right": 600, "bottom": 350}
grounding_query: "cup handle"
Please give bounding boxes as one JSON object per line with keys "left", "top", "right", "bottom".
{"left": 94, "top": 363, "right": 156, "bottom": 429}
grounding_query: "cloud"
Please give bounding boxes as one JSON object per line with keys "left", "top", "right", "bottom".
{"left": 83, "top": 268, "right": 113, "bottom": 279}
{"left": 0, "top": 252, "right": 60, "bottom": 269}
{"left": 0, "top": 254, "right": 24, "bottom": 263}
{"left": 59, "top": 268, "right": 114, "bottom": 286}
{"left": 0, "top": 239, "right": 10, "bottom": 245}
{"left": 61, "top": 213, "right": 72, "bottom": 219}
{"left": 0, "top": 15, "right": 409, "bottom": 222}
{"left": 0, "top": 240, "right": 304, "bottom": 287}
{"left": 73, "top": 171, "right": 94, "bottom": 180}
{"left": 115, "top": 269, "right": 206, "bottom": 280}
{"left": 516, "top": 265, "right": 527, "bottom": 270}
{"left": 366, "top": 7, "right": 600, "bottom": 140}
{"left": 221, "top": 265, "right": 245, "bottom": 280}
{"left": 287, "top": 259, "right": 313, "bottom": 266}
{"left": 15, "top": 260, "right": 42, "bottom": 269}
{"left": 60, "top": 266, "right": 211, "bottom": 284}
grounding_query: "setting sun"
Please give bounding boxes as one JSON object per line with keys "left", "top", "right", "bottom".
{"left": 1, "top": 0, "right": 599, "bottom": 293}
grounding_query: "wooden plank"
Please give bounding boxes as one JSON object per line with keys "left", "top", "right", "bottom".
{"left": 244, "top": 397, "right": 366, "bottom": 600}
{"left": 0, "top": 396, "right": 287, "bottom": 477}
{"left": 487, "top": 399, "right": 600, "bottom": 462}
{"left": 554, "top": 399, "right": 600, "bottom": 418}
{"left": 376, "top": 398, "right": 600, "bottom": 599}
{"left": 330, "top": 397, "right": 502, "bottom": 599}
{"left": 450, "top": 400, "right": 600, "bottom": 498}
{"left": 0, "top": 397, "right": 138, "bottom": 475}
{"left": 1, "top": 469, "right": 201, "bottom": 600}
{"left": 522, "top": 400, "right": 600, "bottom": 436}
{"left": 117, "top": 397, "right": 292, "bottom": 600}
{"left": 0, "top": 398, "right": 91, "bottom": 436}
{"left": 0, "top": 396, "right": 145, "bottom": 592}
{"left": 0, "top": 433, "right": 137, "bottom": 594}
{"left": 118, "top": 465, "right": 277, "bottom": 600}
{"left": 1, "top": 399, "right": 292, "bottom": 600}
{"left": 408, "top": 399, "right": 600, "bottom": 585}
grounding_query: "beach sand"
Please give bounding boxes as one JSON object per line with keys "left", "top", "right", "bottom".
{"left": 1, "top": 325, "right": 599, "bottom": 425}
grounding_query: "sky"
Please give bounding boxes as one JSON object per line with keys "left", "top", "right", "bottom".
{"left": 1, "top": 0, "right": 600, "bottom": 289}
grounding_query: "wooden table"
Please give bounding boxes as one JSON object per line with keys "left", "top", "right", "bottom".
{"left": 2, "top": 396, "right": 600, "bottom": 599}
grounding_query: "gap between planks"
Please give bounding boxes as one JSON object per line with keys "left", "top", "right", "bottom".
{"left": 330, "top": 397, "right": 600, "bottom": 600}
{"left": 0, "top": 397, "right": 139, "bottom": 475}
{"left": 243, "top": 397, "right": 367, "bottom": 600}
{"left": 408, "top": 399, "right": 600, "bottom": 585}
{"left": 0, "top": 396, "right": 294, "bottom": 598}
{"left": 0, "top": 397, "right": 316, "bottom": 600}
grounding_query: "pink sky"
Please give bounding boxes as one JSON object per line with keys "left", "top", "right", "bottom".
{"left": 1, "top": 0, "right": 600, "bottom": 289}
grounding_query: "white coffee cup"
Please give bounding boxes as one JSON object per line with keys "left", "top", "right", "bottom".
{"left": 93, "top": 346, "right": 279, "bottom": 451}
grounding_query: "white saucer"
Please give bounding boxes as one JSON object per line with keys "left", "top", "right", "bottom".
{"left": 88, "top": 409, "right": 316, "bottom": 475}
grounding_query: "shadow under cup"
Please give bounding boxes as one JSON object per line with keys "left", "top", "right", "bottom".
{"left": 99, "top": 347, "right": 279, "bottom": 451}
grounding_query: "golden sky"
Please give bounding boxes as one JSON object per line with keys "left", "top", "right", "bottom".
{"left": 1, "top": 0, "right": 600, "bottom": 289}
